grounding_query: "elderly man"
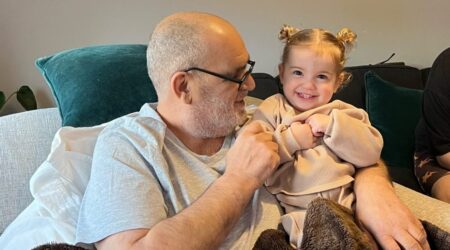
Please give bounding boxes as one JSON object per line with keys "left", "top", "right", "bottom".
{"left": 76, "top": 12, "right": 429, "bottom": 250}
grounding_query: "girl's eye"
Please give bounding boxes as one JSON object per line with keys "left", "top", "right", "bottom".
{"left": 317, "top": 74, "right": 328, "bottom": 80}
{"left": 293, "top": 70, "right": 303, "bottom": 76}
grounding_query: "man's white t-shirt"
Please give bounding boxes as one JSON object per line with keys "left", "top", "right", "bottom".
{"left": 76, "top": 103, "right": 282, "bottom": 249}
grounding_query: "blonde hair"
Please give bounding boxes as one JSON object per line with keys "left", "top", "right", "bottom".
{"left": 279, "top": 24, "right": 357, "bottom": 88}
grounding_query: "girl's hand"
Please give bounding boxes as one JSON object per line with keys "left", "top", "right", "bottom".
{"left": 290, "top": 122, "right": 317, "bottom": 149}
{"left": 306, "top": 114, "right": 330, "bottom": 137}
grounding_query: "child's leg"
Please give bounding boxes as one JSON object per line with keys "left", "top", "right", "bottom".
{"left": 301, "top": 197, "right": 375, "bottom": 250}
{"left": 280, "top": 208, "right": 307, "bottom": 248}
{"left": 276, "top": 193, "right": 318, "bottom": 248}
{"left": 327, "top": 184, "right": 379, "bottom": 249}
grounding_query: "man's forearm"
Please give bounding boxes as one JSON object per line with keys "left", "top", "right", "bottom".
{"left": 354, "top": 161, "right": 393, "bottom": 203}
{"left": 137, "top": 174, "right": 258, "bottom": 249}
{"left": 353, "top": 161, "right": 430, "bottom": 249}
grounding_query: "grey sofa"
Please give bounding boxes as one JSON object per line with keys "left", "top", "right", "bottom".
{"left": 1, "top": 102, "right": 450, "bottom": 238}
{"left": 1, "top": 44, "right": 449, "bottom": 247}
{"left": 1, "top": 108, "right": 61, "bottom": 234}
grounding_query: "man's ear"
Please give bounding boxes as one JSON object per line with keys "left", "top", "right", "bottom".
{"left": 278, "top": 63, "right": 285, "bottom": 84}
{"left": 170, "top": 72, "right": 192, "bottom": 104}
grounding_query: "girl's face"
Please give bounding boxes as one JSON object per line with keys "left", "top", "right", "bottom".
{"left": 279, "top": 46, "right": 341, "bottom": 112}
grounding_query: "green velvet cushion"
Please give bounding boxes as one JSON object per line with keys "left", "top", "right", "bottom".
{"left": 36, "top": 44, "right": 157, "bottom": 127}
{"left": 365, "top": 71, "right": 423, "bottom": 168}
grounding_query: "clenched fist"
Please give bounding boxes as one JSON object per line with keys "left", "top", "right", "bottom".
{"left": 226, "top": 122, "right": 280, "bottom": 189}
{"left": 290, "top": 122, "right": 318, "bottom": 150}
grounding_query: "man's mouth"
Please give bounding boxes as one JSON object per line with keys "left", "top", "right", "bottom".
{"left": 235, "top": 99, "right": 245, "bottom": 106}
{"left": 235, "top": 92, "right": 248, "bottom": 104}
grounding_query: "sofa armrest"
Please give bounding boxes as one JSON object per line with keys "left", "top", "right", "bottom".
{"left": 0, "top": 108, "right": 61, "bottom": 233}
{"left": 394, "top": 183, "right": 450, "bottom": 232}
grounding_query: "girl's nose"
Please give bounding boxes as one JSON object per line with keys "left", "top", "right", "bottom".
{"left": 301, "top": 79, "right": 315, "bottom": 90}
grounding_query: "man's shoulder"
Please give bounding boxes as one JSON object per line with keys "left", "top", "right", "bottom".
{"left": 99, "top": 103, "right": 167, "bottom": 145}
{"left": 108, "top": 102, "right": 164, "bottom": 127}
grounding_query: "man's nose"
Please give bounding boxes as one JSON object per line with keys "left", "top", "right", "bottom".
{"left": 240, "top": 74, "right": 256, "bottom": 91}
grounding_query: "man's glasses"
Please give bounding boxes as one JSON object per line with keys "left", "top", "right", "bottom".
{"left": 183, "top": 60, "right": 255, "bottom": 86}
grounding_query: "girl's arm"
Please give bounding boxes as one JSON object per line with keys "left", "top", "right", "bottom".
{"left": 313, "top": 108, "right": 383, "bottom": 167}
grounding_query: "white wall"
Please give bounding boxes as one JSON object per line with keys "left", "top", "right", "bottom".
{"left": 1, "top": 0, "right": 449, "bottom": 114}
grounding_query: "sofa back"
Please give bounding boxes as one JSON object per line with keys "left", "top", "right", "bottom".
{"left": 250, "top": 64, "right": 428, "bottom": 105}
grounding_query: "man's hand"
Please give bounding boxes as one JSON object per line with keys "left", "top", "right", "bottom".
{"left": 305, "top": 113, "right": 330, "bottom": 137}
{"left": 290, "top": 122, "right": 318, "bottom": 149}
{"left": 226, "top": 121, "right": 280, "bottom": 188}
{"left": 354, "top": 163, "right": 430, "bottom": 250}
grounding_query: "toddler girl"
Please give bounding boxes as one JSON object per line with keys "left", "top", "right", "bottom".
{"left": 250, "top": 25, "right": 383, "bottom": 248}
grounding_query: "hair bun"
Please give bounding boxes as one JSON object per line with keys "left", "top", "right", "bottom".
{"left": 279, "top": 24, "right": 300, "bottom": 43}
{"left": 336, "top": 28, "right": 357, "bottom": 52}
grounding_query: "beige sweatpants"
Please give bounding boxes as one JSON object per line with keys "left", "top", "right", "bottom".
{"left": 277, "top": 183, "right": 355, "bottom": 248}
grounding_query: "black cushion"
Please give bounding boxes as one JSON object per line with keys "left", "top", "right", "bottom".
{"left": 332, "top": 64, "right": 424, "bottom": 109}
{"left": 249, "top": 73, "right": 280, "bottom": 99}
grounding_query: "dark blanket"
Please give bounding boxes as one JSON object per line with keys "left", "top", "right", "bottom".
{"left": 32, "top": 197, "right": 450, "bottom": 250}
{"left": 253, "top": 197, "right": 450, "bottom": 250}
{"left": 32, "top": 243, "right": 86, "bottom": 250}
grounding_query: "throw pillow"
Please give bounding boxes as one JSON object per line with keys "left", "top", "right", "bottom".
{"left": 365, "top": 71, "right": 423, "bottom": 169}
{"left": 36, "top": 44, "right": 157, "bottom": 127}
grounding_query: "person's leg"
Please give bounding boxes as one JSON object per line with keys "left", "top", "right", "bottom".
{"left": 280, "top": 209, "right": 307, "bottom": 248}
{"left": 414, "top": 151, "right": 450, "bottom": 202}
{"left": 301, "top": 197, "right": 374, "bottom": 249}
{"left": 431, "top": 174, "right": 450, "bottom": 203}
{"left": 417, "top": 47, "right": 450, "bottom": 202}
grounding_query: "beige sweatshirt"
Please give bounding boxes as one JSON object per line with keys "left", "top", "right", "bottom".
{"left": 251, "top": 94, "right": 383, "bottom": 196}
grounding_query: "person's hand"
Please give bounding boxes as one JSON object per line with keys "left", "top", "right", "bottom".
{"left": 355, "top": 166, "right": 430, "bottom": 250}
{"left": 305, "top": 113, "right": 330, "bottom": 137}
{"left": 290, "top": 122, "right": 317, "bottom": 149}
{"left": 226, "top": 121, "right": 280, "bottom": 188}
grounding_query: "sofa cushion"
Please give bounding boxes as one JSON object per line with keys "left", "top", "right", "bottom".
{"left": 35, "top": 44, "right": 158, "bottom": 127}
{"left": 365, "top": 71, "right": 423, "bottom": 191}
{"left": 333, "top": 64, "right": 424, "bottom": 109}
{"left": 36, "top": 44, "right": 277, "bottom": 128}
{"left": 249, "top": 73, "right": 280, "bottom": 99}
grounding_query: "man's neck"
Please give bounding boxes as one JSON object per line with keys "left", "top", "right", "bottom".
{"left": 168, "top": 123, "right": 226, "bottom": 156}
{"left": 156, "top": 105, "right": 226, "bottom": 156}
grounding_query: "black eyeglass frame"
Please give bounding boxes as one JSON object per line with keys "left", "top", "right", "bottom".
{"left": 183, "top": 60, "right": 255, "bottom": 85}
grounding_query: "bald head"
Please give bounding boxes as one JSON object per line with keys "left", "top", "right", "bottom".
{"left": 147, "top": 12, "right": 244, "bottom": 98}
{"left": 157, "top": 12, "right": 237, "bottom": 35}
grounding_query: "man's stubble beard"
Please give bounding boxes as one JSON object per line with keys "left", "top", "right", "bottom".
{"left": 188, "top": 91, "right": 247, "bottom": 139}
